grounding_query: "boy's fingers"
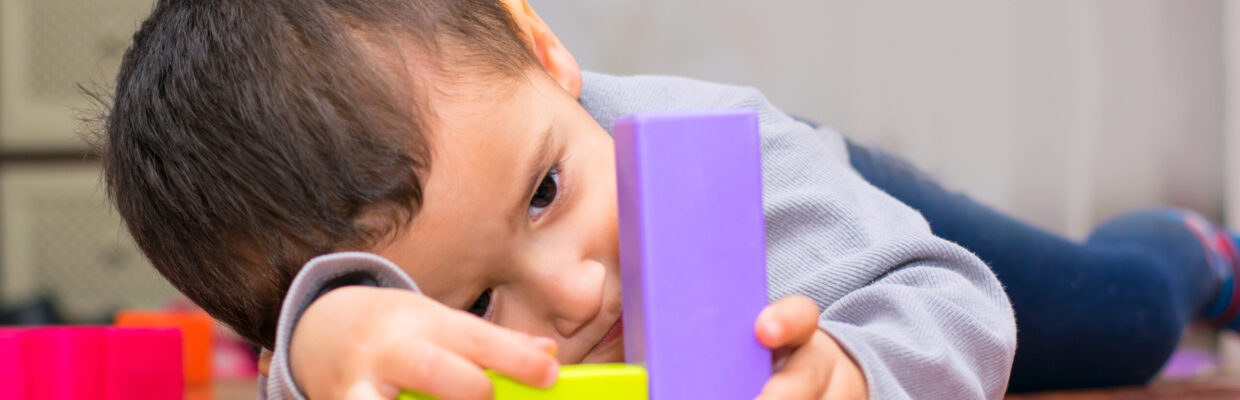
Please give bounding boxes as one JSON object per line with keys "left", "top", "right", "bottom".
{"left": 380, "top": 340, "right": 495, "bottom": 400}
{"left": 756, "top": 295, "right": 821, "bottom": 349}
{"left": 435, "top": 311, "right": 560, "bottom": 389}
{"left": 756, "top": 335, "right": 835, "bottom": 400}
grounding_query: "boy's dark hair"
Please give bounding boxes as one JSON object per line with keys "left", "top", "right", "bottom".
{"left": 99, "top": 0, "right": 537, "bottom": 348}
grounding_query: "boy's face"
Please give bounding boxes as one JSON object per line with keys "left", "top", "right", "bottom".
{"left": 372, "top": 68, "right": 625, "bottom": 365}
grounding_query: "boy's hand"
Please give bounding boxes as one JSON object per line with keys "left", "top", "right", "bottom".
{"left": 754, "top": 296, "right": 868, "bottom": 400}
{"left": 290, "top": 286, "right": 560, "bottom": 400}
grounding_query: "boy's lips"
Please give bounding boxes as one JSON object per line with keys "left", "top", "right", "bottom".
{"left": 589, "top": 315, "right": 623, "bottom": 353}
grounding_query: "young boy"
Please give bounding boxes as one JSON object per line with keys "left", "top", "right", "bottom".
{"left": 105, "top": 0, "right": 1240, "bottom": 399}
{"left": 101, "top": 0, "right": 1013, "bottom": 398}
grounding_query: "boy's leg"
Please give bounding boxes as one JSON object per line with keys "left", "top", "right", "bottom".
{"left": 844, "top": 140, "right": 1231, "bottom": 391}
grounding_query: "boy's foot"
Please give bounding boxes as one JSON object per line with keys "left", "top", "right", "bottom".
{"left": 1173, "top": 210, "right": 1240, "bottom": 330}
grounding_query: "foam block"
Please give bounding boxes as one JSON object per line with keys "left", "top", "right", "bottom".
{"left": 116, "top": 310, "right": 214, "bottom": 386}
{"left": 24, "top": 327, "right": 106, "bottom": 399}
{"left": 397, "top": 364, "right": 647, "bottom": 400}
{"left": 0, "top": 328, "right": 26, "bottom": 399}
{"left": 612, "top": 109, "right": 771, "bottom": 400}
{"left": 102, "top": 327, "right": 184, "bottom": 400}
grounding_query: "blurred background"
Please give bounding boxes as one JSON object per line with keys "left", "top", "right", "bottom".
{"left": 1, "top": 0, "right": 174, "bottom": 325}
{"left": 0, "top": 0, "right": 1238, "bottom": 390}
{"left": 540, "top": 0, "right": 1229, "bottom": 238}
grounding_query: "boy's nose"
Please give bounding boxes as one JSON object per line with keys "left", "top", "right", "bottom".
{"left": 528, "top": 257, "right": 606, "bottom": 337}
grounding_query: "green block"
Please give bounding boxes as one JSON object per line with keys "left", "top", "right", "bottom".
{"left": 397, "top": 364, "right": 647, "bottom": 400}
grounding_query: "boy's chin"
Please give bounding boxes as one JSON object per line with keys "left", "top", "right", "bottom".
{"left": 580, "top": 341, "right": 626, "bottom": 364}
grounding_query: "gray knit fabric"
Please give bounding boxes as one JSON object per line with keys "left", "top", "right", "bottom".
{"left": 264, "top": 72, "right": 1017, "bottom": 399}
{"left": 264, "top": 253, "right": 420, "bottom": 400}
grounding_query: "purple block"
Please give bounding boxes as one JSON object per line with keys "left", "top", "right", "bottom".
{"left": 0, "top": 329, "right": 25, "bottom": 399}
{"left": 614, "top": 108, "right": 771, "bottom": 399}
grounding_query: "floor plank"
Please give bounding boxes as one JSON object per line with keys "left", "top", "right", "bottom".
{"left": 1006, "top": 381, "right": 1240, "bottom": 400}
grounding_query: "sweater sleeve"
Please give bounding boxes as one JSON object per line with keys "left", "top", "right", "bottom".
{"left": 742, "top": 91, "right": 1016, "bottom": 399}
{"left": 580, "top": 72, "right": 1017, "bottom": 399}
{"left": 262, "top": 252, "right": 420, "bottom": 400}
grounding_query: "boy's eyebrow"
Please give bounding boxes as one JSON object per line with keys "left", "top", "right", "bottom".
{"left": 515, "top": 127, "right": 557, "bottom": 216}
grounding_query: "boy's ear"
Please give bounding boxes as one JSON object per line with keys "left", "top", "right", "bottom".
{"left": 501, "top": 0, "right": 582, "bottom": 98}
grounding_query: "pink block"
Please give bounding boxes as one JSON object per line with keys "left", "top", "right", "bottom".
{"left": 24, "top": 327, "right": 106, "bottom": 399}
{"left": 0, "top": 328, "right": 26, "bottom": 399}
{"left": 103, "top": 327, "right": 184, "bottom": 400}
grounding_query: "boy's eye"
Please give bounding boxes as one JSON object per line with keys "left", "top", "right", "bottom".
{"left": 528, "top": 167, "right": 559, "bottom": 219}
{"left": 467, "top": 288, "right": 492, "bottom": 318}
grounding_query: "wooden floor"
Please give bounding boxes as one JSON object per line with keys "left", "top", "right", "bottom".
{"left": 216, "top": 378, "right": 1240, "bottom": 400}
{"left": 211, "top": 378, "right": 260, "bottom": 400}
{"left": 1006, "top": 381, "right": 1240, "bottom": 400}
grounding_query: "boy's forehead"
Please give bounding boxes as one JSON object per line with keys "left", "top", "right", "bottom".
{"left": 424, "top": 72, "right": 547, "bottom": 167}
{"left": 419, "top": 62, "right": 532, "bottom": 113}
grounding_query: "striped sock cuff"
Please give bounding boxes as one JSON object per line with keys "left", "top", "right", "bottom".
{"left": 1171, "top": 210, "right": 1240, "bottom": 325}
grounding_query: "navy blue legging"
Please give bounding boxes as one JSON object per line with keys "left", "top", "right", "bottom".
{"left": 844, "top": 141, "right": 1222, "bottom": 392}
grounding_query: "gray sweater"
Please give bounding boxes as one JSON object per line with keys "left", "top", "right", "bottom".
{"left": 264, "top": 72, "right": 1017, "bottom": 400}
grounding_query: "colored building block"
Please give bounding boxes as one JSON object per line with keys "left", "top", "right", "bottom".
{"left": 0, "top": 328, "right": 26, "bottom": 400}
{"left": 24, "top": 327, "right": 106, "bottom": 399}
{"left": 116, "top": 310, "right": 214, "bottom": 386}
{"left": 102, "top": 327, "right": 184, "bottom": 400}
{"left": 393, "top": 109, "right": 768, "bottom": 399}
{"left": 7, "top": 327, "right": 184, "bottom": 400}
{"left": 397, "top": 364, "right": 647, "bottom": 400}
{"left": 612, "top": 109, "right": 771, "bottom": 400}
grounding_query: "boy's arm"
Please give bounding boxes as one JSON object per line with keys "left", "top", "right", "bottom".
{"left": 263, "top": 252, "right": 420, "bottom": 400}
{"left": 744, "top": 92, "right": 1017, "bottom": 399}
{"left": 582, "top": 71, "right": 1015, "bottom": 399}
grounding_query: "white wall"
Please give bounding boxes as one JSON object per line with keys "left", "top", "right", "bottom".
{"left": 537, "top": 0, "right": 1225, "bottom": 237}
{"left": 1226, "top": 0, "right": 1240, "bottom": 229}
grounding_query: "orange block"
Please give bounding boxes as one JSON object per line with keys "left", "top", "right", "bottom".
{"left": 115, "top": 310, "right": 214, "bottom": 386}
